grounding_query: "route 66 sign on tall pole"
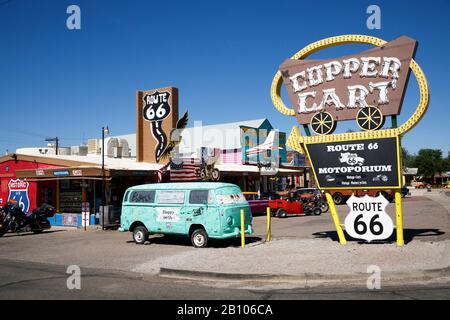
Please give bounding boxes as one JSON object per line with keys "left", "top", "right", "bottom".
{"left": 271, "top": 35, "right": 429, "bottom": 246}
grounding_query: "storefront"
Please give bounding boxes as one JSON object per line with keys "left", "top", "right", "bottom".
{"left": 0, "top": 153, "right": 160, "bottom": 227}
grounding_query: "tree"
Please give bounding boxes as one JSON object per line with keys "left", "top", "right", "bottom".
{"left": 401, "top": 147, "right": 416, "bottom": 169}
{"left": 414, "top": 149, "right": 445, "bottom": 183}
{"left": 445, "top": 152, "right": 450, "bottom": 172}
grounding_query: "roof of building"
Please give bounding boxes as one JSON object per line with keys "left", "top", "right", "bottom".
{"left": 0, "top": 152, "right": 163, "bottom": 171}
{"left": 178, "top": 118, "right": 269, "bottom": 151}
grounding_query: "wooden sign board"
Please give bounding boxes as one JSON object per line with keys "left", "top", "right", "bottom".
{"left": 280, "top": 36, "right": 417, "bottom": 124}
{"left": 136, "top": 87, "right": 179, "bottom": 163}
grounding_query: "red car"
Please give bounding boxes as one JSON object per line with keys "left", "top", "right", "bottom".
{"left": 269, "top": 199, "right": 305, "bottom": 218}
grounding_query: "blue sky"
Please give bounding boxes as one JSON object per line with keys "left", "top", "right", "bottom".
{"left": 0, "top": 0, "right": 449, "bottom": 156}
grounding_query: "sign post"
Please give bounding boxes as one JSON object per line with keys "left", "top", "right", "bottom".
{"left": 271, "top": 35, "right": 429, "bottom": 246}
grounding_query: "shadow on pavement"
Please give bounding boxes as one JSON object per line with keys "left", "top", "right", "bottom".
{"left": 313, "top": 228, "right": 445, "bottom": 245}
{"left": 2, "top": 229, "right": 66, "bottom": 238}
{"left": 126, "top": 234, "right": 263, "bottom": 248}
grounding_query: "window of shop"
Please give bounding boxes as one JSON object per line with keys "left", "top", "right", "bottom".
{"left": 59, "top": 180, "right": 82, "bottom": 213}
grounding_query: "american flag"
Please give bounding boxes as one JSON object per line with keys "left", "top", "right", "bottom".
{"left": 170, "top": 158, "right": 201, "bottom": 182}
{"left": 157, "top": 162, "right": 170, "bottom": 182}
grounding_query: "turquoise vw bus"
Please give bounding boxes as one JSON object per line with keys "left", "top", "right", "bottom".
{"left": 119, "top": 182, "right": 253, "bottom": 248}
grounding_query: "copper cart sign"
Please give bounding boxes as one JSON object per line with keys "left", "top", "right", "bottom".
{"left": 280, "top": 36, "right": 416, "bottom": 131}
{"left": 271, "top": 35, "right": 430, "bottom": 246}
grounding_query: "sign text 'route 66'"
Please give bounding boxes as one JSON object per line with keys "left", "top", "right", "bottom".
{"left": 344, "top": 195, "right": 394, "bottom": 242}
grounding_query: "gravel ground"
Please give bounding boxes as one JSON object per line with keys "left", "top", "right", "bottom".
{"left": 132, "top": 237, "right": 450, "bottom": 276}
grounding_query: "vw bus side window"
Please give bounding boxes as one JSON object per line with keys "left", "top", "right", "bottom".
{"left": 158, "top": 190, "right": 185, "bottom": 204}
{"left": 123, "top": 191, "right": 130, "bottom": 202}
{"left": 129, "top": 190, "right": 155, "bottom": 203}
{"left": 215, "top": 187, "right": 247, "bottom": 205}
{"left": 189, "top": 190, "right": 214, "bottom": 204}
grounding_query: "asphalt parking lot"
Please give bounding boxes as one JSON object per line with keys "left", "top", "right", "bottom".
{"left": 1, "top": 192, "right": 449, "bottom": 274}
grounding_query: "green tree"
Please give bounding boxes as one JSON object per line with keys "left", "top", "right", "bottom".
{"left": 445, "top": 152, "right": 450, "bottom": 172}
{"left": 401, "top": 147, "right": 416, "bottom": 169}
{"left": 414, "top": 149, "right": 445, "bottom": 183}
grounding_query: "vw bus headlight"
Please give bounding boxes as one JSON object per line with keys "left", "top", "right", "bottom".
{"left": 226, "top": 216, "right": 233, "bottom": 225}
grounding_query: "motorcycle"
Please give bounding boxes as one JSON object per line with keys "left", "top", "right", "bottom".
{"left": 0, "top": 201, "right": 55, "bottom": 237}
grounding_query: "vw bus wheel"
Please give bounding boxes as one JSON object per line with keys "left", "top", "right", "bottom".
{"left": 133, "top": 226, "right": 148, "bottom": 245}
{"left": 313, "top": 208, "right": 322, "bottom": 216}
{"left": 191, "top": 229, "right": 208, "bottom": 248}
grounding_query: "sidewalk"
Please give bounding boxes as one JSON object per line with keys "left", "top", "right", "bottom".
{"left": 132, "top": 190, "right": 450, "bottom": 287}
{"left": 133, "top": 237, "right": 450, "bottom": 287}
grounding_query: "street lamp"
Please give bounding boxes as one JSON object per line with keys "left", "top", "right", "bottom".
{"left": 102, "top": 126, "right": 110, "bottom": 230}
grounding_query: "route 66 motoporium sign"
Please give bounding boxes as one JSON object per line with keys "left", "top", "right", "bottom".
{"left": 305, "top": 136, "right": 401, "bottom": 189}
{"left": 271, "top": 35, "right": 430, "bottom": 246}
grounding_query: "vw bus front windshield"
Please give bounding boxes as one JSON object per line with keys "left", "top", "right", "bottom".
{"left": 215, "top": 187, "right": 247, "bottom": 205}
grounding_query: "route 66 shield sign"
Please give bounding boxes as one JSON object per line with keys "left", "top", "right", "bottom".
{"left": 142, "top": 91, "right": 172, "bottom": 162}
{"left": 7, "top": 179, "right": 30, "bottom": 213}
{"left": 344, "top": 194, "right": 394, "bottom": 242}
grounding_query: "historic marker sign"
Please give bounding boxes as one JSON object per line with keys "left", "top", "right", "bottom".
{"left": 305, "top": 137, "right": 401, "bottom": 189}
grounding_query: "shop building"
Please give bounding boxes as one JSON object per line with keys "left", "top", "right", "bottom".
{"left": 0, "top": 86, "right": 311, "bottom": 227}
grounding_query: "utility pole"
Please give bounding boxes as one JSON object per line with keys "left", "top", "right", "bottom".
{"left": 45, "top": 137, "right": 59, "bottom": 155}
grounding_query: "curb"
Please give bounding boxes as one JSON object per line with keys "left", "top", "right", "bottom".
{"left": 157, "top": 266, "right": 450, "bottom": 287}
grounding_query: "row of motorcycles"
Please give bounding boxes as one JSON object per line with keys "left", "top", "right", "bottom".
{"left": 0, "top": 201, "right": 56, "bottom": 237}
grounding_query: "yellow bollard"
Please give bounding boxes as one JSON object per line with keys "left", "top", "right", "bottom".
{"left": 325, "top": 191, "right": 347, "bottom": 245}
{"left": 240, "top": 209, "right": 245, "bottom": 248}
{"left": 395, "top": 190, "right": 405, "bottom": 246}
{"left": 266, "top": 207, "right": 271, "bottom": 242}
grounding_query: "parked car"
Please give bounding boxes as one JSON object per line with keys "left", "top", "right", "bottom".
{"left": 329, "top": 189, "right": 395, "bottom": 205}
{"left": 119, "top": 182, "right": 253, "bottom": 248}
{"left": 242, "top": 192, "right": 270, "bottom": 216}
{"left": 294, "top": 188, "right": 329, "bottom": 212}
{"left": 269, "top": 198, "right": 304, "bottom": 218}
{"left": 412, "top": 181, "right": 427, "bottom": 189}
{"left": 295, "top": 188, "right": 325, "bottom": 200}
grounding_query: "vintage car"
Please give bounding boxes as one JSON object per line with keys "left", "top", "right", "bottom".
{"left": 242, "top": 192, "right": 270, "bottom": 216}
{"left": 119, "top": 182, "right": 253, "bottom": 248}
{"left": 269, "top": 198, "right": 304, "bottom": 218}
{"left": 329, "top": 189, "right": 396, "bottom": 205}
{"left": 269, "top": 190, "right": 325, "bottom": 218}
